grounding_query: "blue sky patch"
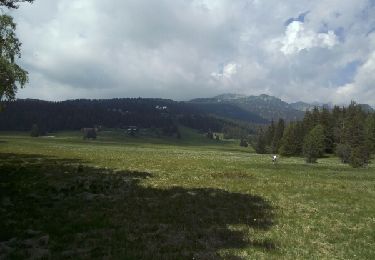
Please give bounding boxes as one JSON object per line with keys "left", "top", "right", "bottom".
{"left": 333, "top": 60, "right": 362, "bottom": 85}
{"left": 367, "top": 27, "right": 375, "bottom": 36}
{"left": 284, "top": 11, "right": 310, "bottom": 26}
{"left": 334, "top": 27, "right": 345, "bottom": 42}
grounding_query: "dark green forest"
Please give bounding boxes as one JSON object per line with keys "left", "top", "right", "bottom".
{"left": 0, "top": 98, "right": 261, "bottom": 138}
{"left": 254, "top": 102, "right": 375, "bottom": 167}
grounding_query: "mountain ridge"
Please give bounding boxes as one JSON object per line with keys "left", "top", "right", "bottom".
{"left": 190, "top": 93, "right": 303, "bottom": 121}
{"left": 190, "top": 93, "right": 374, "bottom": 121}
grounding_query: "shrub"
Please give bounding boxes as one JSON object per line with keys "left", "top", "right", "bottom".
{"left": 240, "top": 138, "right": 248, "bottom": 147}
{"left": 335, "top": 143, "right": 351, "bottom": 163}
{"left": 30, "top": 124, "right": 39, "bottom": 137}
{"left": 349, "top": 146, "right": 369, "bottom": 168}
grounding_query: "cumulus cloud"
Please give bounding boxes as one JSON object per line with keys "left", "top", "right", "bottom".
{"left": 8, "top": 0, "right": 375, "bottom": 106}
{"left": 211, "top": 63, "right": 240, "bottom": 79}
{"left": 334, "top": 50, "right": 375, "bottom": 104}
{"left": 279, "top": 21, "right": 337, "bottom": 55}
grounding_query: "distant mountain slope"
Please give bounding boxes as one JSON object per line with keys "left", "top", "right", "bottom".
{"left": 289, "top": 101, "right": 316, "bottom": 112}
{"left": 358, "top": 104, "right": 374, "bottom": 113}
{"left": 188, "top": 102, "right": 268, "bottom": 124}
{"left": 191, "top": 94, "right": 304, "bottom": 121}
{"left": 290, "top": 101, "right": 374, "bottom": 112}
{"left": 0, "top": 98, "right": 266, "bottom": 133}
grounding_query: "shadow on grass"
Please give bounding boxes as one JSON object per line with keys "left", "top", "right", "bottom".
{"left": 0, "top": 153, "right": 276, "bottom": 259}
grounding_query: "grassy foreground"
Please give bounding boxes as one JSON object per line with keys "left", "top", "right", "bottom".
{"left": 0, "top": 129, "right": 374, "bottom": 259}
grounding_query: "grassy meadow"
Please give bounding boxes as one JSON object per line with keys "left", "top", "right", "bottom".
{"left": 0, "top": 128, "right": 374, "bottom": 259}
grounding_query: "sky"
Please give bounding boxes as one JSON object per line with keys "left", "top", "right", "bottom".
{"left": 9, "top": 0, "right": 375, "bottom": 105}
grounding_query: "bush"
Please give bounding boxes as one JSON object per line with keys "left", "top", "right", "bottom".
{"left": 240, "top": 138, "right": 248, "bottom": 147}
{"left": 83, "top": 128, "right": 97, "bottom": 139}
{"left": 335, "top": 143, "right": 351, "bottom": 163}
{"left": 206, "top": 129, "right": 214, "bottom": 139}
{"left": 30, "top": 124, "right": 39, "bottom": 137}
{"left": 349, "top": 146, "right": 369, "bottom": 168}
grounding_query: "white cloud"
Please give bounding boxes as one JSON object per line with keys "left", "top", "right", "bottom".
{"left": 8, "top": 0, "right": 375, "bottom": 106}
{"left": 211, "top": 63, "right": 239, "bottom": 79}
{"left": 334, "top": 50, "right": 375, "bottom": 104}
{"left": 280, "top": 21, "right": 337, "bottom": 55}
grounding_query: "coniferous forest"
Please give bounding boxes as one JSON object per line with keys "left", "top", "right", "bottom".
{"left": 0, "top": 98, "right": 258, "bottom": 138}
{"left": 254, "top": 102, "right": 375, "bottom": 167}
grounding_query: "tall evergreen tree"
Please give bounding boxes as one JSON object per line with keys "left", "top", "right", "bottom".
{"left": 312, "top": 107, "right": 321, "bottom": 126}
{"left": 265, "top": 119, "right": 275, "bottom": 146}
{"left": 332, "top": 106, "right": 345, "bottom": 145}
{"left": 303, "top": 124, "right": 325, "bottom": 163}
{"left": 254, "top": 128, "right": 267, "bottom": 154}
{"left": 303, "top": 110, "right": 314, "bottom": 133}
{"left": 344, "top": 102, "right": 370, "bottom": 167}
{"left": 365, "top": 114, "right": 375, "bottom": 154}
{"left": 319, "top": 107, "right": 334, "bottom": 153}
{"left": 279, "top": 122, "right": 300, "bottom": 156}
{"left": 271, "top": 118, "right": 285, "bottom": 153}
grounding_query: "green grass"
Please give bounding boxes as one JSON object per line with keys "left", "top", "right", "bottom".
{"left": 0, "top": 130, "right": 374, "bottom": 259}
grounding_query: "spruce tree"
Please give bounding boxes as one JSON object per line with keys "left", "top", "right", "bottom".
{"left": 279, "top": 122, "right": 299, "bottom": 156}
{"left": 365, "top": 114, "right": 375, "bottom": 154}
{"left": 254, "top": 128, "right": 267, "bottom": 154}
{"left": 265, "top": 120, "right": 275, "bottom": 146}
{"left": 320, "top": 107, "right": 334, "bottom": 153}
{"left": 344, "top": 102, "right": 370, "bottom": 167}
{"left": 332, "top": 106, "right": 345, "bottom": 145}
{"left": 272, "top": 119, "right": 285, "bottom": 153}
{"left": 303, "top": 110, "right": 314, "bottom": 133}
{"left": 303, "top": 124, "right": 325, "bottom": 163}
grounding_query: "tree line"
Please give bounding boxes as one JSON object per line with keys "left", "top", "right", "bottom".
{"left": 0, "top": 98, "right": 257, "bottom": 139}
{"left": 254, "top": 102, "right": 375, "bottom": 167}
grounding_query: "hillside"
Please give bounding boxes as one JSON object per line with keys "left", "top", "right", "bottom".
{"left": 0, "top": 98, "right": 263, "bottom": 135}
{"left": 289, "top": 101, "right": 316, "bottom": 112}
{"left": 191, "top": 94, "right": 304, "bottom": 121}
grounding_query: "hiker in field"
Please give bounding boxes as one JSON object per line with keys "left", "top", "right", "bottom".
{"left": 272, "top": 155, "right": 277, "bottom": 164}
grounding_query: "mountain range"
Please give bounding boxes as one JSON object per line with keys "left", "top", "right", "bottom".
{"left": 1, "top": 94, "right": 373, "bottom": 133}
{"left": 190, "top": 93, "right": 304, "bottom": 122}
{"left": 189, "top": 93, "right": 374, "bottom": 122}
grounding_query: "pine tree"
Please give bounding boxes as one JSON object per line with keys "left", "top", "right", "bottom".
{"left": 265, "top": 120, "right": 275, "bottom": 146}
{"left": 279, "top": 121, "right": 305, "bottom": 156}
{"left": 319, "top": 107, "right": 334, "bottom": 153}
{"left": 254, "top": 128, "right": 267, "bottom": 154}
{"left": 271, "top": 119, "right": 285, "bottom": 153}
{"left": 279, "top": 122, "right": 300, "bottom": 156}
{"left": 303, "top": 110, "right": 314, "bottom": 133}
{"left": 303, "top": 124, "right": 325, "bottom": 163}
{"left": 312, "top": 107, "right": 320, "bottom": 126}
{"left": 365, "top": 114, "right": 375, "bottom": 154}
{"left": 332, "top": 106, "right": 344, "bottom": 145}
{"left": 344, "top": 102, "right": 370, "bottom": 167}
